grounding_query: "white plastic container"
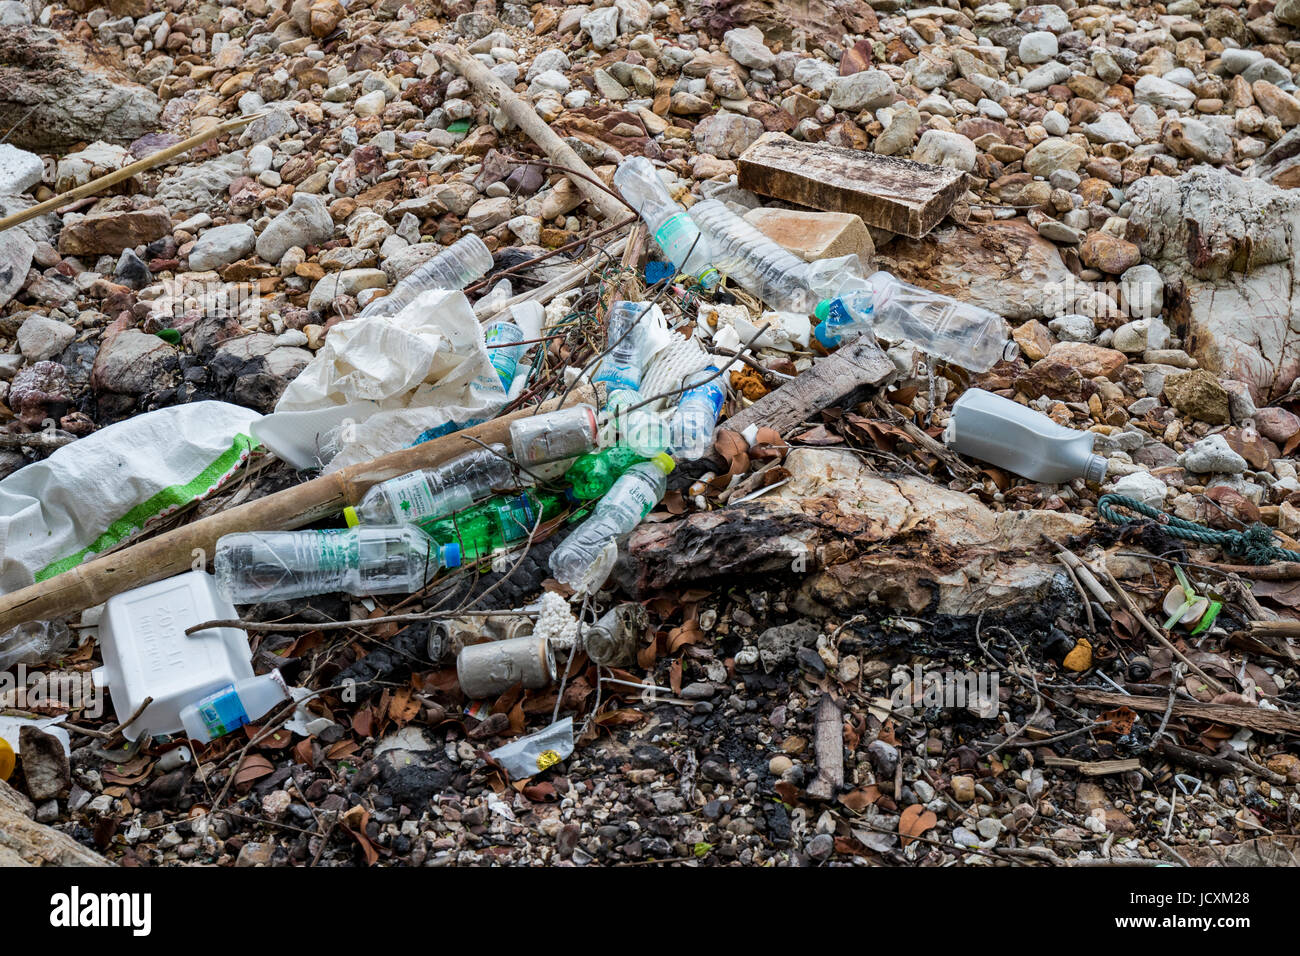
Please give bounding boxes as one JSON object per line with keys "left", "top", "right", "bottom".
{"left": 92, "top": 571, "right": 255, "bottom": 741}
{"left": 945, "top": 388, "right": 1108, "bottom": 484}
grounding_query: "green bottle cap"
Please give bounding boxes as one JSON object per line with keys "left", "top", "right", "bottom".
{"left": 813, "top": 299, "right": 831, "bottom": 322}
{"left": 652, "top": 453, "right": 675, "bottom": 475}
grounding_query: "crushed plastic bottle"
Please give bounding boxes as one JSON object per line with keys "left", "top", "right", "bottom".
{"left": 815, "top": 272, "right": 1010, "bottom": 373}
{"left": 484, "top": 301, "right": 544, "bottom": 391}
{"left": 214, "top": 527, "right": 460, "bottom": 604}
{"left": 604, "top": 388, "right": 671, "bottom": 457}
{"left": 614, "top": 157, "right": 718, "bottom": 288}
{"left": 945, "top": 388, "right": 1108, "bottom": 483}
{"left": 358, "top": 235, "right": 494, "bottom": 318}
{"left": 689, "top": 199, "right": 817, "bottom": 313}
{"left": 0, "top": 620, "right": 73, "bottom": 671}
{"left": 421, "top": 489, "right": 570, "bottom": 562}
{"left": 669, "top": 366, "right": 727, "bottom": 459}
{"left": 563, "top": 445, "right": 645, "bottom": 500}
{"left": 549, "top": 456, "right": 674, "bottom": 593}
{"left": 595, "top": 300, "right": 651, "bottom": 391}
{"left": 510, "top": 405, "right": 599, "bottom": 466}
{"left": 180, "top": 671, "right": 291, "bottom": 743}
{"left": 349, "top": 444, "right": 516, "bottom": 526}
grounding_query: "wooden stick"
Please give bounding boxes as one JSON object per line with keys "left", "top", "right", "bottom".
{"left": 433, "top": 44, "right": 629, "bottom": 223}
{"left": 1042, "top": 756, "right": 1141, "bottom": 776}
{"left": 1205, "top": 562, "right": 1300, "bottom": 580}
{"left": 806, "top": 694, "right": 844, "bottom": 801}
{"left": 0, "top": 389, "right": 592, "bottom": 632}
{"left": 0, "top": 112, "right": 263, "bottom": 235}
{"left": 1072, "top": 689, "right": 1300, "bottom": 736}
{"left": 1249, "top": 619, "right": 1300, "bottom": 638}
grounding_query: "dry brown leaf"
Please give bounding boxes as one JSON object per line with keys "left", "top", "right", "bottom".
{"left": 899, "top": 804, "right": 938, "bottom": 846}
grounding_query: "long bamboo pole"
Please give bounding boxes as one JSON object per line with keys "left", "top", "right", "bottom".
{"left": 432, "top": 44, "right": 629, "bottom": 223}
{"left": 0, "top": 112, "right": 265, "bottom": 235}
{"left": 0, "top": 388, "right": 593, "bottom": 631}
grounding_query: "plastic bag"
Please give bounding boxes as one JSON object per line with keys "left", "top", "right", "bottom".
{"left": 0, "top": 401, "right": 260, "bottom": 594}
{"left": 261, "top": 289, "right": 507, "bottom": 471}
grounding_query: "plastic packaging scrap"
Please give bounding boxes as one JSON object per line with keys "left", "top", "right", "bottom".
{"left": 509, "top": 404, "right": 599, "bottom": 466}
{"left": 457, "top": 635, "right": 556, "bottom": 698}
{"left": 488, "top": 716, "right": 574, "bottom": 779}
{"left": 815, "top": 272, "right": 1012, "bottom": 373}
{"left": 214, "top": 526, "right": 461, "bottom": 604}
{"left": 92, "top": 571, "right": 256, "bottom": 741}
{"left": 358, "top": 234, "right": 494, "bottom": 319}
{"left": 179, "top": 670, "right": 291, "bottom": 743}
{"left": 549, "top": 456, "right": 674, "bottom": 594}
{"left": 349, "top": 444, "right": 517, "bottom": 526}
{"left": 259, "top": 289, "right": 506, "bottom": 471}
{"left": 0, "top": 619, "right": 73, "bottom": 671}
{"left": 945, "top": 388, "right": 1108, "bottom": 484}
{"left": 0, "top": 401, "right": 260, "bottom": 594}
{"left": 638, "top": 328, "right": 714, "bottom": 407}
{"left": 669, "top": 367, "right": 728, "bottom": 460}
{"left": 614, "top": 157, "right": 718, "bottom": 289}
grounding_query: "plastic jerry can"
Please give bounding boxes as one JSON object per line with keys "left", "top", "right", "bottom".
{"left": 944, "top": 388, "right": 1108, "bottom": 484}
{"left": 92, "top": 571, "right": 255, "bottom": 741}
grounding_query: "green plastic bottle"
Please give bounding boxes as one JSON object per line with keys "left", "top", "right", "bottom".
{"left": 420, "top": 489, "right": 570, "bottom": 562}
{"left": 563, "top": 446, "right": 647, "bottom": 500}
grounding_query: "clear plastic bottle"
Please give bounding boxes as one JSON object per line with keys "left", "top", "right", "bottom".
{"left": 349, "top": 444, "right": 516, "bottom": 526}
{"left": 669, "top": 366, "right": 727, "bottom": 459}
{"left": 614, "top": 157, "right": 719, "bottom": 288}
{"left": 549, "top": 456, "right": 674, "bottom": 593}
{"left": 358, "top": 235, "right": 494, "bottom": 318}
{"left": 484, "top": 318, "right": 527, "bottom": 389}
{"left": 689, "top": 199, "right": 817, "bottom": 313}
{"left": 180, "top": 671, "right": 291, "bottom": 743}
{"left": 815, "top": 272, "right": 1010, "bottom": 373}
{"left": 604, "top": 388, "right": 671, "bottom": 457}
{"left": 564, "top": 445, "right": 645, "bottom": 500}
{"left": 509, "top": 405, "right": 599, "bottom": 465}
{"left": 595, "top": 300, "right": 650, "bottom": 391}
{"left": 945, "top": 388, "right": 1108, "bottom": 483}
{"left": 214, "top": 527, "right": 460, "bottom": 604}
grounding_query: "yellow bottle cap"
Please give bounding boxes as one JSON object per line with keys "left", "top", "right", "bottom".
{"left": 0, "top": 737, "right": 14, "bottom": 782}
{"left": 343, "top": 506, "right": 360, "bottom": 528}
{"left": 652, "top": 453, "right": 675, "bottom": 475}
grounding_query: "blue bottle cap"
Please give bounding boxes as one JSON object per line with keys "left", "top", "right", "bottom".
{"left": 813, "top": 321, "right": 841, "bottom": 349}
{"left": 441, "top": 542, "right": 462, "bottom": 568}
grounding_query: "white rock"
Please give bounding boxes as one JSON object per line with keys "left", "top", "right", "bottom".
{"left": 1180, "top": 434, "right": 1247, "bottom": 474}
{"left": 0, "top": 144, "right": 43, "bottom": 194}
{"left": 189, "top": 223, "right": 256, "bottom": 271}
{"left": 17, "top": 316, "right": 76, "bottom": 362}
{"left": 1110, "top": 470, "right": 1167, "bottom": 506}
{"left": 912, "top": 129, "right": 977, "bottom": 171}
{"left": 1135, "top": 74, "right": 1196, "bottom": 111}
{"left": 1018, "top": 31, "right": 1058, "bottom": 65}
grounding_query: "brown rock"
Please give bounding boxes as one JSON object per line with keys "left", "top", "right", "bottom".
{"left": 1079, "top": 232, "right": 1141, "bottom": 274}
{"left": 1254, "top": 405, "right": 1300, "bottom": 441}
{"left": 1047, "top": 342, "right": 1128, "bottom": 379}
{"left": 1013, "top": 319, "right": 1053, "bottom": 361}
{"left": 1162, "top": 368, "right": 1230, "bottom": 424}
{"left": 1252, "top": 79, "right": 1300, "bottom": 126}
{"left": 58, "top": 207, "right": 172, "bottom": 256}
{"left": 308, "top": 0, "right": 345, "bottom": 36}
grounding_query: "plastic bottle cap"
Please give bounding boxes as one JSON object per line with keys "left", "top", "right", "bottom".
{"left": 813, "top": 299, "right": 831, "bottom": 322}
{"left": 652, "top": 453, "right": 676, "bottom": 475}
{"left": 813, "top": 321, "right": 840, "bottom": 349}
{"left": 0, "top": 736, "right": 13, "bottom": 781}
{"left": 343, "top": 506, "right": 360, "bottom": 528}
{"left": 441, "top": 542, "right": 462, "bottom": 568}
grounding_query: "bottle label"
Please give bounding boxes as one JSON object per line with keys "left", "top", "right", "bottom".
{"left": 682, "top": 374, "right": 726, "bottom": 418}
{"left": 654, "top": 213, "right": 716, "bottom": 287}
{"left": 193, "top": 684, "right": 250, "bottom": 739}
{"left": 381, "top": 472, "right": 441, "bottom": 523}
{"left": 496, "top": 494, "right": 539, "bottom": 543}
{"left": 485, "top": 322, "right": 525, "bottom": 389}
{"left": 314, "top": 530, "right": 355, "bottom": 573}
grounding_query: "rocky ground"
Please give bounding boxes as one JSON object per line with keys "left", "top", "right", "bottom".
{"left": 1, "top": 0, "right": 1300, "bottom": 867}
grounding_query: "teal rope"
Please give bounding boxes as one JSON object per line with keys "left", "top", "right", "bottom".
{"left": 1097, "top": 494, "right": 1300, "bottom": 565}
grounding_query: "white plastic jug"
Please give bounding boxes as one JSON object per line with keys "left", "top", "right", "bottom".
{"left": 944, "top": 388, "right": 1107, "bottom": 484}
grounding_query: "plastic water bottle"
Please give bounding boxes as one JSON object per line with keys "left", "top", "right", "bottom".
{"left": 214, "top": 527, "right": 461, "bottom": 603}
{"left": 945, "top": 388, "right": 1108, "bottom": 483}
{"left": 595, "top": 300, "right": 650, "bottom": 391}
{"left": 348, "top": 444, "right": 516, "bottom": 526}
{"left": 421, "top": 489, "right": 569, "bottom": 562}
{"left": 815, "top": 272, "right": 1009, "bottom": 373}
{"left": 689, "top": 199, "right": 817, "bottom": 313}
{"left": 358, "top": 235, "right": 494, "bottom": 318}
{"left": 484, "top": 301, "right": 543, "bottom": 390}
{"left": 549, "top": 457, "right": 674, "bottom": 593}
{"left": 563, "top": 446, "right": 645, "bottom": 500}
{"left": 669, "top": 367, "right": 727, "bottom": 459}
{"left": 614, "top": 157, "right": 718, "bottom": 288}
{"left": 179, "top": 671, "right": 290, "bottom": 743}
